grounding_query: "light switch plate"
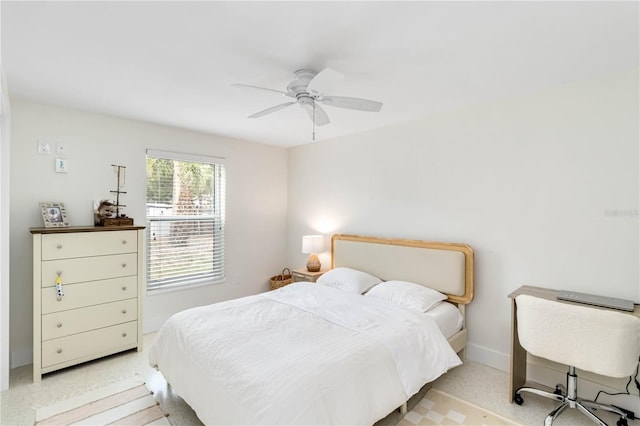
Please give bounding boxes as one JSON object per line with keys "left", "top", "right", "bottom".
{"left": 56, "top": 143, "right": 66, "bottom": 156}
{"left": 37, "top": 141, "right": 50, "bottom": 155}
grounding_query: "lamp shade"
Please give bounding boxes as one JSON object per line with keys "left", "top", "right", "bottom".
{"left": 301, "top": 235, "right": 324, "bottom": 254}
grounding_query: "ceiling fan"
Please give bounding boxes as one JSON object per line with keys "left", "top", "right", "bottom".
{"left": 233, "top": 68, "right": 383, "bottom": 139}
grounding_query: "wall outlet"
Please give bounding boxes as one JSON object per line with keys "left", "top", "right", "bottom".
{"left": 37, "top": 141, "right": 50, "bottom": 155}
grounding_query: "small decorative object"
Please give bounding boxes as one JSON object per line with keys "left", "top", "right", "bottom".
{"left": 269, "top": 268, "right": 292, "bottom": 290}
{"left": 39, "top": 202, "right": 69, "bottom": 228}
{"left": 55, "top": 158, "right": 68, "bottom": 173}
{"left": 93, "top": 199, "right": 116, "bottom": 225}
{"left": 301, "top": 235, "right": 324, "bottom": 272}
{"left": 97, "top": 164, "right": 134, "bottom": 226}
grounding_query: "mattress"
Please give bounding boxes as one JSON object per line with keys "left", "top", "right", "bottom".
{"left": 426, "top": 301, "right": 464, "bottom": 340}
{"left": 149, "top": 283, "right": 461, "bottom": 425}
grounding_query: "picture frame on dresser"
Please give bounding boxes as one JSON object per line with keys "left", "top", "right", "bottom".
{"left": 39, "top": 202, "right": 69, "bottom": 228}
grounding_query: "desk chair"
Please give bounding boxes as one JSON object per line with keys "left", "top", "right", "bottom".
{"left": 514, "top": 294, "right": 640, "bottom": 426}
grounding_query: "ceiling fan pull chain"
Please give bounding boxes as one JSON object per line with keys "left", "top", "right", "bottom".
{"left": 312, "top": 101, "right": 316, "bottom": 141}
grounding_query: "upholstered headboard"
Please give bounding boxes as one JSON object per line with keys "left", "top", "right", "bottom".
{"left": 331, "top": 234, "right": 474, "bottom": 304}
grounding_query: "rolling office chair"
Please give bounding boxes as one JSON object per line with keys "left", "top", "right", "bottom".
{"left": 513, "top": 294, "right": 640, "bottom": 426}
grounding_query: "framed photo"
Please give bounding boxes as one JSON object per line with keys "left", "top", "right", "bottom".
{"left": 93, "top": 199, "right": 116, "bottom": 225}
{"left": 40, "top": 202, "right": 69, "bottom": 228}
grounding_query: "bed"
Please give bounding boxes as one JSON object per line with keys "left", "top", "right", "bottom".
{"left": 149, "top": 234, "right": 474, "bottom": 425}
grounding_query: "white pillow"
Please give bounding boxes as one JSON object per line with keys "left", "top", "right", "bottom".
{"left": 316, "top": 267, "right": 382, "bottom": 294}
{"left": 365, "top": 280, "right": 447, "bottom": 312}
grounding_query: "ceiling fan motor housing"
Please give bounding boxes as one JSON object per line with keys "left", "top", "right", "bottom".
{"left": 287, "top": 69, "right": 317, "bottom": 95}
{"left": 297, "top": 96, "right": 314, "bottom": 105}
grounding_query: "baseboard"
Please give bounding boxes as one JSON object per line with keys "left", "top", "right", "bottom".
{"left": 465, "top": 342, "right": 510, "bottom": 372}
{"left": 10, "top": 346, "right": 31, "bottom": 369}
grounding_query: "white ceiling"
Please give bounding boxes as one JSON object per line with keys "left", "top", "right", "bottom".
{"left": 2, "top": 1, "right": 638, "bottom": 147}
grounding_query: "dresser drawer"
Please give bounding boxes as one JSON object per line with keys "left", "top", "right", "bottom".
{"left": 41, "top": 276, "right": 137, "bottom": 314}
{"left": 42, "top": 299, "right": 137, "bottom": 340}
{"left": 41, "top": 253, "right": 137, "bottom": 287}
{"left": 42, "top": 321, "right": 138, "bottom": 368}
{"left": 41, "top": 231, "right": 137, "bottom": 260}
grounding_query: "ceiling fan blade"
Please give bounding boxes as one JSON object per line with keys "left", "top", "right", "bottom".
{"left": 306, "top": 68, "right": 344, "bottom": 96}
{"left": 319, "top": 96, "right": 383, "bottom": 112}
{"left": 302, "top": 102, "right": 330, "bottom": 126}
{"left": 248, "top": 101, "right": 296, "bottom": 119}
{"left": 232, "top": 83, "right": 292, "bottom": 97}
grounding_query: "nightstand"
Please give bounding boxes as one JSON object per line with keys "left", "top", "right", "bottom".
{"left": 292, "top": 268, "right": 326, "bottom": 283}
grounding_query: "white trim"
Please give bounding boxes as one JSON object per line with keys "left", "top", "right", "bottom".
{"left": 0, "top": 64, "right": 11, "bottom": 391}
{"left": 465, "top": 343, "right": 510, "bottom": 372}
{"left": 8, "top": 347, "right": 30, "bottom": 370}
{"left": 146, "top": 277, "right": 225, "bottom": 296}
{"left": 145, "top": 152, "right": 226, "bottom": 292}
{"left": 146, "top": 148, "right": 225, "bottom": 164}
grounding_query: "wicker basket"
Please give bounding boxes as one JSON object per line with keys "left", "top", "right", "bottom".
{"left": 269, "top": 268, "right": 292, "bottom": 290}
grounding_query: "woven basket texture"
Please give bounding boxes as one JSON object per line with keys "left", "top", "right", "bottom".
{"left": 270, "top": 268, "right": 292, "bottom": 290}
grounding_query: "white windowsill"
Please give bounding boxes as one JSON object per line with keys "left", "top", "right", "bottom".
{"left": 146, "top": 278, "right": 226, "bottom": 296}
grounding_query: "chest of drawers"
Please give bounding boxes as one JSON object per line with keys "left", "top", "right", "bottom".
{"left": 31, "top": 226, "right": 145, "bottom": 382}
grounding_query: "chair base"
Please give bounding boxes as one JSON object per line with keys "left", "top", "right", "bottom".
{"left": 514, "top": 367, "right": 629, "bottom": 426}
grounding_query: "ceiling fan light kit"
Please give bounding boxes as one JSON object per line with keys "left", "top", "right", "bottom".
{"left": 234, "top": 68, "right": 383, "bottom": 140}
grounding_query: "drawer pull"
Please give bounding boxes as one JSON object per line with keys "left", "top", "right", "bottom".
{"left": 57, "top": 323, "right": 62, "bottom": 328}
{"left": 56, "top": 244, "right": 62, "bottom": 249}
{"left": 121, "top": 263, "right": 127, "bottom": 268}
{"left": 57, "top": 349, "right": 62, "bottom": 354}
{"left": 122, "top": 309, "right": 127, "bottom": 314}
{"left": 122, "top": 286, "right": 127, "bottom": 291}
{"left": 122, "top": 240, "right": 127, "bottom": 244}
{"left": 122, "top": 333, "right": 127, "bottom": 338}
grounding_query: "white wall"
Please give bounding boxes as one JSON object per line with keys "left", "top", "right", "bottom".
{"left": 0, "top": 0, "right": 10, "bottom": 391}
{"left": 0, "top": 70, "right": 11, "bottom": 391}
{"left": 6, "top": 68, "right": 638, "bottom": 391}
{"left": 288, "top": 69, "right": 639, "bottom": 372}
{"left": 9, "top": 99, "right": 289, "bottom": 367}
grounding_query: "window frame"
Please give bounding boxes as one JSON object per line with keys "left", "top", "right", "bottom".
{"left": 145, "top": 149, "right": 226, "bottom": 292}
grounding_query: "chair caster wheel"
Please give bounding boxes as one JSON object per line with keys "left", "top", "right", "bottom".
{"left": 514, "top": 393, "right": 524, "bottom": 405}
{"left": 553, "top": 386, "right": 563, "bottom": 395}
{"left": 616, "top": 418, "right": 628, "bottom": 426}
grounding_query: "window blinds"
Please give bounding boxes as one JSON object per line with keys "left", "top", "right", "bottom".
{"left": 146, "top": 150, "right": 226, "bottom": 290}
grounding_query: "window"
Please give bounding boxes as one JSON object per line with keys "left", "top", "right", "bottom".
{"left": 146, "top": 150, "right": 225, "bottom": 290}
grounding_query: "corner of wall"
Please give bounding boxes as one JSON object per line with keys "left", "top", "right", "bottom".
{"left": 0, "top": 65, "right": 12, "bottom": 391}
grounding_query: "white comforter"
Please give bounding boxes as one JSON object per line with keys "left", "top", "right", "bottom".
{"left": 149, "top": 283, "right": 461, "bottom": 425}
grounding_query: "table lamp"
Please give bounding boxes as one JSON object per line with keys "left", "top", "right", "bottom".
{"left": 302, "top": 235, "right": 324, "bottom": 272}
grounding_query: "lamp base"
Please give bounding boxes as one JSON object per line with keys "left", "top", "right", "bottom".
{"left": 306, "top": 254, "right": 321, "bottom": 272}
